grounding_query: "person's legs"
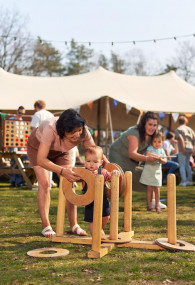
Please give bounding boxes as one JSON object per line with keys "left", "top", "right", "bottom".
{"left": 33, "top": 165, "right": 52, "bottom": 236}
{"left": 147, "top": 185, "right": 154, "bottom": 210}
{"left": 89, "top": 216, "right": 109, "bottom": 236}
{"left": 178, "top": 152, "right": 187, "bottom": 183}
{"left": 153, "top": 186, "right": 160, "bottom": 212}
{"left": 185, "top": 151, "right": 193, "bottom": 182}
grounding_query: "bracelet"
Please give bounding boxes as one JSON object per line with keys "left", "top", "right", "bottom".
{"left": 60, "top": 168, "right": 64, "bottom": 176}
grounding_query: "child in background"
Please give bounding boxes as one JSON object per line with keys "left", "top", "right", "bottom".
{"left": 140, "top": 132, "right": 167, "bottom": 213}
{"left": 83, "top": 146, "right": 119, "bottom": 236}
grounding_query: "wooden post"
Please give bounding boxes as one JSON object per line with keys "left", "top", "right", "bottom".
{"left": 91, "top": 175, "right": 104, "bottom": 252}
{"left": 167, "top": 174, "right": 177, "bottom": 245}
{"left": 56, "top": 177, "right": 66, "bottom": 237}
{"left": 105, "top": 96, "right": 109, "bottom": 156}
{"left": 110, "top": 174, "right": 119, "bottom": 240}
{"left": 124, "top": 171, "right": 132, "bottom": 232}
{"left": 97, "top": 98, "right": 101, "bottom": 146}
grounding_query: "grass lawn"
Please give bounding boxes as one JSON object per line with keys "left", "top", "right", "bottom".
{"left": 0, "top": 181, "right": 195, "bottom": 285}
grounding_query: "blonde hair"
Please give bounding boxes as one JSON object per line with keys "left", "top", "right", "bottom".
{"left": 34, "top": 100, "right": 46, "bottom": 109}
{"left": 85, "top": 146, "right": 103, "bottom": 159}
{"left": 178, "top": 116, "right": 188, "bottom": 125}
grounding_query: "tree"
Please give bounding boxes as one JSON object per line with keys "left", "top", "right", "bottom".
{"left": 65, "top": 39, "right": 95, "bottom": 75}
{"left": 110, "top": 51, "right": 126, "bottom": 73}
{"left": 29, "top": 37, "right": 65, "bottom": 76}
{"left": 168, "top": 41, "right": 195, "bottom": 84}
{"left": 0, "top": 7, "right": 32, "bottom": 74}
{"left": 97, "top": 53, "right": 109, "bottom": 69}
{"left": 124, "top": 49, "right": 150, "bottom": 76}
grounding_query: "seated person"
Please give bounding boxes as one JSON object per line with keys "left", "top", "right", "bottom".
{"left": 162, "top": 132, "right": 179, "bottom": 183}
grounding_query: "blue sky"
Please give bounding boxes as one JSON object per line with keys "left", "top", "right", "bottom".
{"left": 1, "top": 0, "right": 195, "bottom": 64}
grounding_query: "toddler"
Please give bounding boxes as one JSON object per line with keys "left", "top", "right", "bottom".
{"left": 83, "top": 146, "right": 119, "bottom": 236}
{"left": 140, "top": 132, "right": 167, "bottom": 213}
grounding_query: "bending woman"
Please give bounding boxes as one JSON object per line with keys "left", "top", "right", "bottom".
{"left": 27, "top": 109, "right": 107, "bottom": 237}
{"left": 109, "top": 111, "right": 160, "bottom": 192}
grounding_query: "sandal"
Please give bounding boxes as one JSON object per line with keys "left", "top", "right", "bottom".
{"left": 156, "top": 207, "right": 161, "bottom": 213}
{"left": 147, "top": 206, "right": 156, "bottom": 212}
{"left": 71, "top": 224, "right": 87, "bottom": 236}
{"left": 41, "top": 226, "right": 56, "bottom": 238}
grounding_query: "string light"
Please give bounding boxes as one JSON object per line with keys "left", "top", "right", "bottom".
{"left": 0, "top": 33, "right": 194, "bottom": 46}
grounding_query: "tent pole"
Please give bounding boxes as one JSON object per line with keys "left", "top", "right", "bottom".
{"left": 105, "top": 96, "right": 109, "bottom": 156}
{"left": 108, "top": 101, "right": 114, "bottom": 143}
{"left": 97, "top": 99, "right": 101, "bottom": 146}
{"left": 169, "top": 113, "right": 172, "bottom": 131}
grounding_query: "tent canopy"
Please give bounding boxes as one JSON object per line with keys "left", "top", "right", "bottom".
{"left": 0, "top": 66, "right": 195, "bottom": 113}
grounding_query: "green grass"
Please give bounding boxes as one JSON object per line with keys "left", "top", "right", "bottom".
{"left": 0, "top": 182, "right": 195, "bottom": 285}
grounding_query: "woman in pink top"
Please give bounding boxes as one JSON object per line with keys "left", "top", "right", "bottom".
{"left": 27, "top": 109, "right": 106, "bottom": 237}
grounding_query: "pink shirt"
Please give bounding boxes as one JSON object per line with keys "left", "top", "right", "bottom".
{"left": 35, "top": 117, "right": 94, "bottom": 151}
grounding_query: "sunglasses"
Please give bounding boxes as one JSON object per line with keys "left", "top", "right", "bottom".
{"left": 18, "top": 111, "right": 25, "bottom": 115}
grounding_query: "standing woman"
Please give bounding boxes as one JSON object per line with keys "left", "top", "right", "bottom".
{"left": 109, "top": 112, "right": 160, "bottom": 192}
{"left": 27, "top": 109, "right": 106, "bottom": 237}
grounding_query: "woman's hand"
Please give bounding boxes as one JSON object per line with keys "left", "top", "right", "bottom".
{"left": 146, "top": 154, "right": 160, "bottom": 163}
{"left": 61, "top": 168, "right": 81, "bottom": 182}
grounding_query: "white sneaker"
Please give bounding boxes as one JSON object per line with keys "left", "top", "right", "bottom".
{"left": 159, "top": 201, "right": 167, "bottom": 209}
{"left": 186, "top": 181, "right": 193, "bottom": 186}
{"left": 150, "top": 199, "right": 167, "bottom": 209}
{"left": 178, "top": 181, "right": 187, "bottom": 186}
{"left": 51, "top": 180, "right": 57, "bottom": 187}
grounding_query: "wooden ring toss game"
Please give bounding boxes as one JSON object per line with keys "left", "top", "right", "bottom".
{"left": 3, "top": 119, "right": 31, "bottom": 148}
{"left": 27, "top": 248, "right": 69, "bottom": 258}
{"left": 104, "top": 163, "right": 125, "bottom": 198}
{"left": 51, "top": 171, "right": 195, "bottom": 259}
{"left": 62, "top": 167, "right": 95, "bottom": 206}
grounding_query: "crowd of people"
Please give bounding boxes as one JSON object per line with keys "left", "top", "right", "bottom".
{"left": 7, "top": 105, "right": 195, "bottom": 236}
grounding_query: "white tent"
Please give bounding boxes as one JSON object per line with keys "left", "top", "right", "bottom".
{"left": 0, "top": 66, "right": 195, "bottom": 113}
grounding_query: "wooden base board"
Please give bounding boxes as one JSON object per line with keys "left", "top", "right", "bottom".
{"left": 88, "top": 243, "right": 115, "bottom": 258}
{"left": 52, "top": 235, "right": 92, "bottom": 245}
{"left": 117, "top": 240, "right": 166, "bottom": 250}
{"left": 102, "top": 231, "right": 134, "bottom": 244}
{"left": 155, "top": 238, "right": 195, "bottom": 252}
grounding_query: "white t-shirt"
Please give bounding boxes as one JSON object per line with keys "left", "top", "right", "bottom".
{"left": 162, "top": 139, "right": 174, "bottom": 156}
{"left": 30, "top": 109, "right": 54, "bottom": 128}
{"left": 69, "top": 146, "right": 78, "bottom": 167}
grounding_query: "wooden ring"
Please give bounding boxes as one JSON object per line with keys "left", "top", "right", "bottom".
{"left": 62, "top": 168, "right": 95, "bottom": 206}
{"left": 155, "top": 238, "right": 195, "bottom": 252}
{"left": 103, "top": 163, "right": 125, "bottom": 198}
{"left": 27, "top": 248, "right": 69, "bottom": 258}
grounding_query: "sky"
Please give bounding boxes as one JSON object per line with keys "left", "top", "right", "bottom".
{"left": 1, "top": 0, "right": 195, "bottom": 67}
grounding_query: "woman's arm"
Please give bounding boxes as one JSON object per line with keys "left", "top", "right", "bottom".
{"left": 37, "top": 142, "right": 81, "bottom": 182}
{"left": 127, "top": 135, "right": 159, "bottom": 163}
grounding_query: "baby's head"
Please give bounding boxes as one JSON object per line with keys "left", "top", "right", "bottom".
{"left": 152, "top": 131, "right": 164, "bottom": 149}
{"left": 85, "top": 146, "right": 103, "bottom": 172}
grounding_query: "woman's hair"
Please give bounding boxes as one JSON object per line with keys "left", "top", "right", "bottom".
{"left": 138, "top": 111, "right": 158, "bottom": 143}
{"left": 152, "top": 131, "right": 164, "bottom": 142}
{"left": 56, "top": 109, "right": 86, "bottom": 139}
{"left": 85, "top": 146, "right": 103, "bottom": 160}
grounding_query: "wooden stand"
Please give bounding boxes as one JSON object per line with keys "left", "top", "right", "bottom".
{"left": 52, "top": 170, "right": 195, "bottom": 258}
{"left": 155, "top": 174, "right": 195, "bottom": 252}
{"left": 0, "top": 151, "right": 33, "bottom": 189}
{"left": 52, "top": 166, "right": 134, "bottom": 258}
